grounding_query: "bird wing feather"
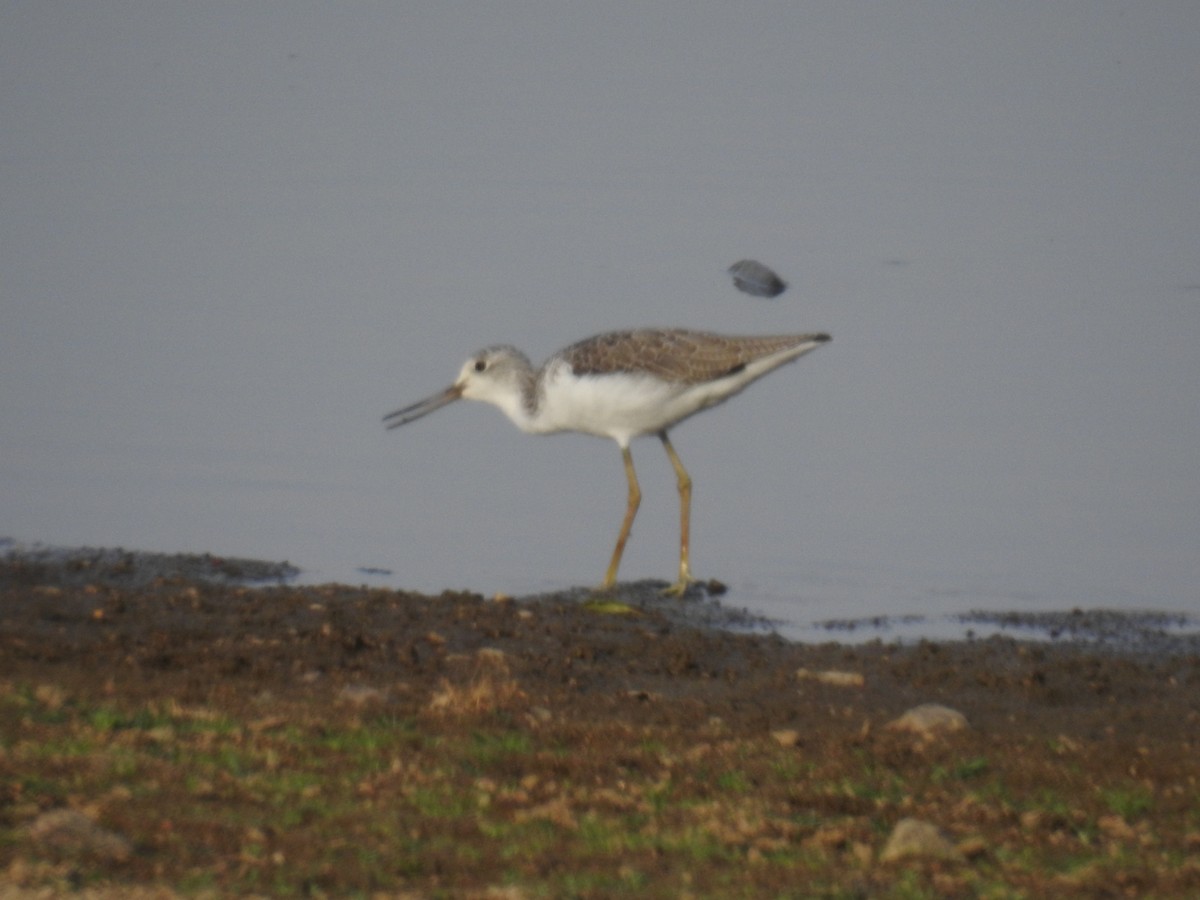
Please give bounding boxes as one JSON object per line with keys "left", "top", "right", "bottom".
{"left": 562, "top": 330, "right": 825, "bottom": 384}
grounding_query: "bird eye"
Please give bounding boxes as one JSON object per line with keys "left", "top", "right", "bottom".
{"left": 474, "top": 359, "right": 487, "bottom": 372}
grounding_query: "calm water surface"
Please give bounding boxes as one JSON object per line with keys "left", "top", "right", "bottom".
{"left": 3, "top": 6, "right": 1198, "bottom": 640}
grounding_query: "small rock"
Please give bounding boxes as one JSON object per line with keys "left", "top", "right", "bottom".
{"left": 26, "top": 809, "right": 132, "bottom": 863}
{"left": 770, "top": 729, "right": 800, "bottom": 747}
{"left": 728, "top": 259, "right": 788, "bottom": 297}
{"left": 796, "top": 668, "right": 865, "bottom": 688}
{"left": 879, "top": 818, "right": 962, "bottom": 863}
{"left": 886, "top": 703, "right": 969, "bottom": 736}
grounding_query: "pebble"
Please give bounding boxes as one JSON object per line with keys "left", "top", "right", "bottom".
{"left": 879, "top": 817, "right": 963, "bottom": 863}
{"left": 796, "top": 668, "right": 865, "bottom": 687}
{"left": 885, "top": 703, "right": 969, "bottom": 736}
{"left": 26, "top": 809, "right": 132, "bottom": 863}
{"left": 770, "top": 729, "right": 800, "bottom": 747}
{"left": 727, "top": 259, "right": 788, "bottom": 297}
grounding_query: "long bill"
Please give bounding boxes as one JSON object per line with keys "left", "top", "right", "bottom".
{"left": 382, "top": 384, "right": 463, "bottom": 429}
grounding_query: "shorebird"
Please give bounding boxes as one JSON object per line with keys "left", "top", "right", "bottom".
{"left": 384, "top": 328, "right": 830, "bottom": 595}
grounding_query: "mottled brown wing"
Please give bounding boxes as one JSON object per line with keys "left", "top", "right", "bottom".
{"left": 562, "top": 329, "right": 825, "bottom": 384}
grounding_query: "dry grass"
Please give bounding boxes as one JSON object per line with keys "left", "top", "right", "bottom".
{"left": 426, "top": 647, "right": 527, "bottom": 716}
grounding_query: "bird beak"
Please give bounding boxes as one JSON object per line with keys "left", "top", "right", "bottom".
{"left": 383, "top": 384, "right": 463, "bottom": 429}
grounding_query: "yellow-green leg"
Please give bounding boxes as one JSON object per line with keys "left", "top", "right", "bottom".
{"left": 659, "top": 431, "right": 698, "bottom": 596}
{"left": 601, "top": 445, "right": 641, "bottom": 590}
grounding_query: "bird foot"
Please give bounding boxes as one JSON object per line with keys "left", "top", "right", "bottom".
{"left": 661, "top": 576, "right": 727, "bottom": 599}
{"left": 661, "top": 577, "right": 700, "bottom": 598}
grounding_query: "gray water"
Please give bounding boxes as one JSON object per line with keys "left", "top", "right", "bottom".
{"left": 3, "top": 4, "right": 1198, "bottom": 641}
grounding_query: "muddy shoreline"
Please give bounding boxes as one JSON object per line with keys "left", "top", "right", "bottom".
{"left": 3, "top": 543, "right": 1199, "bottom": 896}
{"left": 4, "top": 540, "right": 1197, "bottom": 655}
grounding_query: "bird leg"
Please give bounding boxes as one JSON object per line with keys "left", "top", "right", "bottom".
{"left": 601, "top": 445, "right": 641, "bottom": 590}
{"left": 659, "top": 432, "right": 698, "bottom": 596}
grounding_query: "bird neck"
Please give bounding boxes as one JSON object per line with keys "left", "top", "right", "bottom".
{"left": 484, "top": 367, "right": 545, "bottom": 434}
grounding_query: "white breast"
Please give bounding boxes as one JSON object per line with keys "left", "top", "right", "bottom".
{"left": 533, "top": 362, "right": 727, "bottom": 446}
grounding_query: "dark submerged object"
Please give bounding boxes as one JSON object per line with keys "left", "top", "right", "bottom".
{"left": 728, "top": 259, "right": 788, "bottom": 298}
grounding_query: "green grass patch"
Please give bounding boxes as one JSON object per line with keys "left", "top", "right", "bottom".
{"left": 1100, "top": 785, "right": 1154, "bottom": 819}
